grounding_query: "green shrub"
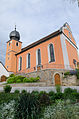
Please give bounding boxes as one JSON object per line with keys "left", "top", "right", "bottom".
{"left": 23, "top": 76, "right": 40, "bottom": 83}
{"left": 7, "top": 77, "right": 16, "bottom": 83}
{"left": 7, "top": 75, "right": 25, "bottom": 83}
{"left": 74, "top": 92, "right": 79, "bottom": 99}
{"left": 64, "top": 88, "right": 77, "bottom": 99}
{"left": 23, "top": 77, "right": 29, "bottom": 82}
{"left": 55, "top": 92, "right": 64, "bottom": 100}
{"left": 14, "top": 90, "right": 20, "bottom": 93}
{"left": 39, "top": 92, "right": 51, "bottom": 106}
{"left": 21, "top": 89, "right": 27, "bottom": 94}
{"left": 76, "top": 69, "right": 79, "bottom": 79}
{"left": 4, "top": 85, "right": 12, "bottom": 93}
{"left": 15, "top": 75, "right": 25, "bottom": 82}
{"left": 31, "top": 91, "right": 39, "bottom": 97}
{"left": 48, "top": 91, "right": 55, "bottom": 102}
{"left": 14, "top": 93, "right": 41, "bottom": 119}
{"left": 16, "top": 79, "right": 22, "bottom": 83}
{"left": 64, "top": 71, "right": 70, "bottom": 76}
{"left": 39, "top": 91, "right": 47, "bottom": 95}
{"left": 29, "top": 76, "right": 40, "bottom": 82}
{"left": 55, "top": 85, "right": 62, "bottom": 93}
{"left": 9, "top": 74, "right": 15, "bottom": 77}
{"left": 7, "top": 75, "right": 39, "bottom": 84}
{"left": 0, "top": 93, "right": 19, "bottom": 104}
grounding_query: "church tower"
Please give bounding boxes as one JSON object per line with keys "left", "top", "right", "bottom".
{"left": 5, "top": 26, "right": 22, "bottom": 73}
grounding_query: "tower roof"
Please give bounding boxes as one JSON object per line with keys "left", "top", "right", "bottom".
{"left": 9, "top": 26, "right": 20, "bottom": 41}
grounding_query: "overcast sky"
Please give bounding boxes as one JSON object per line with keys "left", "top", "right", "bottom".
{"left": 0, "top": 0, "right": 79, "bottom": 64}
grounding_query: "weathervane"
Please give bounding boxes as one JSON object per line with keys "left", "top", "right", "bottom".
{"left": 15, "top": 25, "right": 16, "bottom": 31}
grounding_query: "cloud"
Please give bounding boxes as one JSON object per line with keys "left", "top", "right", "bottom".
{"left": 0, "top": 0, "right": 79, "bottom": 64}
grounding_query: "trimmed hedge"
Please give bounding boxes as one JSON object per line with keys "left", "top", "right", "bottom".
{"left": 7, "top": 75, "right": 40, "bottom": 83}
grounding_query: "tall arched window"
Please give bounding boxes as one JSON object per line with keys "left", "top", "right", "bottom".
{"left": 27, "top": 53, "right": 30, "bottom": 68}
{"left": 36, "top": 49, "right": 41, "bottom": 65}
{"left": 48, "top": 44, "right": 55, "bottom": 62}
{"left": 18, "top": 56, "right": 22, "bottom": 71}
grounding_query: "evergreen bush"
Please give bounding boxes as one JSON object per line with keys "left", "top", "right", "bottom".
{"left": 39, "top": 92, "right": 51, "bottom": 106}
{"left": 4, "top": 85, "right": 12, "bottom": 93}
{"left": 48, "top": 91, "right": 55, "bottom": 102}
{"left": 21, "top": 89, "right": 27, "bottom": 94}
{"left": 9, "top": 74, "right": 15, "bottom": 77}
{"left": 14, "top": 90, "right": 20, "bottom": 94}
{"left": 64, "top": 88, "right": 77, "bottom": 99}
{"left": 55, "top": 85, "right": 62, "bottom": 93}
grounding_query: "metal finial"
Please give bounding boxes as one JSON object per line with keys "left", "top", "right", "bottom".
{"left": 15, "top": 25, "right": 16, "bottom": 31}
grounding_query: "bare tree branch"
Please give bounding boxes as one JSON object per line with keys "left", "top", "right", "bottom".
{"left": 65, "top": 0, "right": 79, "bottom": 7}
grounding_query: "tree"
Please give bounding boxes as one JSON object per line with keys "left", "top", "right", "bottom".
{"left": 66, "top": 0, "right": 79, "bottom": 7}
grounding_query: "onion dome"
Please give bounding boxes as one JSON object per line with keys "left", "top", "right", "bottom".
{"left": 9, "top": 25, "right": 20, "bottom": 41}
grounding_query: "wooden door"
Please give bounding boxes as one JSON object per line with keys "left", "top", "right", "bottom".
{"left": 54, "top": 74, "right": 61, "bottom": 85}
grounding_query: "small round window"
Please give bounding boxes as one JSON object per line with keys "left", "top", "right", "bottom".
{"left": 16, "top": 42, "right": 18, "bottom": 46}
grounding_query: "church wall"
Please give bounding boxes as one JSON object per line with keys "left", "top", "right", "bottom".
{"left": 65, "top": 39, "right": 78, "bottom": 69}
{"left": 16, "top": 35, "right": 64, "bottom": 73}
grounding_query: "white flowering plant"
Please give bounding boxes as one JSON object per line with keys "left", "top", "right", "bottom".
{"left": 0, "top": 100, "right": 15, "bottom": 119}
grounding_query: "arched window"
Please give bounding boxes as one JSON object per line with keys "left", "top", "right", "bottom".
{"left": 18, "top": 56, "right": 22, "bottom": 71}
{"left": 36, "top": 49, "right": 41, "bottom": 65}
{"left": 48, "top": 44, "right": 55, "bottom": 62}
{"left": 27, "top": 53, "right": 30, "bottom": 68}
{"left": 16, "top": 42, "right": 18, "bottom": 46}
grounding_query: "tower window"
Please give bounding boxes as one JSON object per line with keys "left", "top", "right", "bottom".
{"left": 18, "top": 56, "right": 22, "bottom": 71}
{"left": 69, "top": 31, "right": 71, "bottom": 40}
{"left": 16, "top": 42, "right": 18, "bottom": 46}
{"left": 7, "top": 66, "right": 8, "bottom": 68}
{"left": 27, "top": 53, "right": 30, "bottom": 68}
{"left": 48, "top": 44, "right": 55, "bottom": 63}
{"left": 9, "top": 42, "right": 10, "bottom": 46}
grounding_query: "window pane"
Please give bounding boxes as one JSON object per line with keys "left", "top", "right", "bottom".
{"left": 19, "top": 57, "right": 22, "bottom": 71}
{"left": 28, "top": 54, "right": 30, "bottom": 68}
{"left": 38, "top": 49, "right": 41, "bottom": 65}
{"left": 20, "top": 57, "right": 22, "bottom": 70}
{"left": 49, "top": 44, "right": 55, "bottom": 62}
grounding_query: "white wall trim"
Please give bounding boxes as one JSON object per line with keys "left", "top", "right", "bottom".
{"left": 60, "top": 34, "right": 70, "bottom": 69}
{"left": 63, "top": 33, "right": 77, "bottom": 49}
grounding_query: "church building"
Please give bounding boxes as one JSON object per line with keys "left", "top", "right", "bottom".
{"left": 5, "top": 23, "right": 79, "bottom": 85}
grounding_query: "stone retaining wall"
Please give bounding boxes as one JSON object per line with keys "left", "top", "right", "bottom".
{"left": 17, "top": 69, "right": 78, "bottom": 86}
